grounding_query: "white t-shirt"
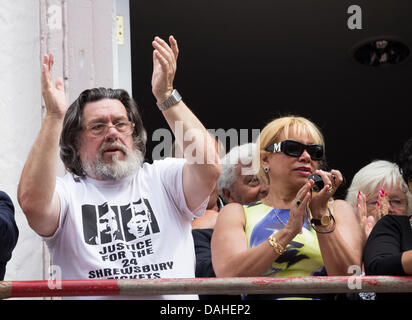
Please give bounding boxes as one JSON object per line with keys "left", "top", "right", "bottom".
{"left": 44, "top": 157, "right": 207, "bottom": 300}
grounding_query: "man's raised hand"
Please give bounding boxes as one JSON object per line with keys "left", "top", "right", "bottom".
{"left": 41, "top": 53, "right": 68, "bottom": 119}
{"left": 151, "top": 36, "right": 179, "bottom": 104}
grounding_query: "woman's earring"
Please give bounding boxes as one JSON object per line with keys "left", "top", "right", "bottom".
{"left": 264, "top": 167, "right": 269, "bottom": 173}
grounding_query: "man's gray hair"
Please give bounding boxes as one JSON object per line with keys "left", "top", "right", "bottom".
{"left": 218, "top": 143, "right": 256, "bottom": 200}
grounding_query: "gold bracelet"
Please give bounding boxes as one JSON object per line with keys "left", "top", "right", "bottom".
{"left": 268, "top": 234, "right": 286, "bottom": 255}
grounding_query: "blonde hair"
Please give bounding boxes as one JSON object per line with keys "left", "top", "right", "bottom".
{"left": 255, "top": 116, "right": 325, "bottom": 185}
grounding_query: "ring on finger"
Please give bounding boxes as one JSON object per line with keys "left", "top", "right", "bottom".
{"left": 327, "top": 186, "right": 334, "bottom": 194}
{"left": 296, "top": 199, "right": 302, "bottom": 207}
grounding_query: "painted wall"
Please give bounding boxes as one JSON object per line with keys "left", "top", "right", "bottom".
{"left": 0, "top": 0, "right": 43, "bottom": 282}
{"left": 0, "top": 0, "right": 131, "bottom": 285}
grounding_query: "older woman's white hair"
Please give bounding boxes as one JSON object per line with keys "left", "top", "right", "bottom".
{"left": 218, "top": 143, "right": 256, "bottom": 199}
{"left": 346, "top": 160, "right": 412, "bottom": 215}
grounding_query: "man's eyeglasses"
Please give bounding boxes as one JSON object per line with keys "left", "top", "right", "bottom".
{"left": 265, "top": 139, "right": 324, "bottom": 161}
{"left": 85, "top": 121, "right": 135, "bottom": 137}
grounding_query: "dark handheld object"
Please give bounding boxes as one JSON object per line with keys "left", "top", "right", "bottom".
{"left": 308, "top": 174, "right": 324, "bottom": 193}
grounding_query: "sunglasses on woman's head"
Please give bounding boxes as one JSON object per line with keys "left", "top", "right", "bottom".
{"left": 265, "top": 139, "right": 324, "bottom": 161}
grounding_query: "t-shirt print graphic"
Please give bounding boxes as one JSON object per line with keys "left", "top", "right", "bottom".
{"left": 82, "top": 198, "right": 160, "bottom": 245}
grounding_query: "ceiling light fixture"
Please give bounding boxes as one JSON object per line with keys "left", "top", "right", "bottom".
{"left": 353, "top": 39, "right": 409, "bottom": 67}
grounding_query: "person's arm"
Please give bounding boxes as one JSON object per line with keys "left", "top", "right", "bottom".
{"left": 401, "top": 251, "right": 412, "bottom": 274}
{"left": 211, "top": 182, "right": 312, "bottom": 277}
{"left": 0, "top": 192, "right": 18, "bottom": 261}
{"left": 313, "top": 200, "right": 363, "bottom": 275}
{"left": 364, "top": 215, "right": 407, "bottom": 275}
{"left": 308, "top": 170, "right": 363, "bottom": 276}
{"left": 17, "top": 54, "right": 67, "bottom": 237}
{"left": 151, "top": 36, "right": 221, "bottom": 212}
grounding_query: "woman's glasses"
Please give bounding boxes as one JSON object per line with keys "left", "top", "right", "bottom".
{"left": 265, "top": 139, "right": 324, "bottom": 161}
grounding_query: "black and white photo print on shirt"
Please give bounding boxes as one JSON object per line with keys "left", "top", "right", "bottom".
{"left": 82, "top": 198, "right": 160, "bottom": 245}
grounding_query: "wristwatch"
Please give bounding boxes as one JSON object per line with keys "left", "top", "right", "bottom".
{"left": 310, "top": 212, "right": 331, "bottom": 227}
{"left": 156, "top": 89, "right": 182, "bottom": 111}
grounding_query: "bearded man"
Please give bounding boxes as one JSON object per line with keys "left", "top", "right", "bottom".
{"left": 18, "top": 36, "right": 220, "bottom": 299}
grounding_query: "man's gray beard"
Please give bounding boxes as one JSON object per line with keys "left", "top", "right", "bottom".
{"left": 83, "top": 143, "right": 144, "bottom": 180}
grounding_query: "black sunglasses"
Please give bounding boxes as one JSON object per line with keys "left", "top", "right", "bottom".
{"left": 265, "top": 139, "right": 324, "bottom": 161}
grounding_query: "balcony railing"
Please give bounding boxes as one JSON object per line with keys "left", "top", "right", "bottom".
{"left": 1, "top": 276, "right": 412, "bottom": 299}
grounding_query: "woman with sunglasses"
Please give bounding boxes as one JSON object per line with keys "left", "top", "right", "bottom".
{"left": 211, "top": 116, "right": 363, "bottom": 299}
